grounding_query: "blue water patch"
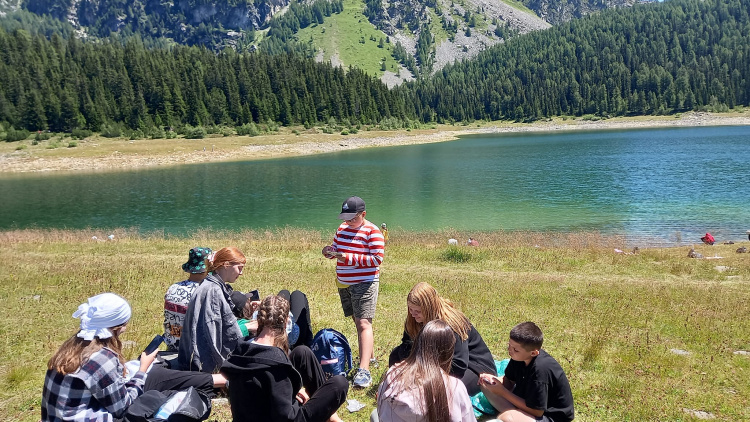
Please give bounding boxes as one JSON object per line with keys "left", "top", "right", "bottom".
{"left": 1, "top": 125, "right": 748, "bottom": 245}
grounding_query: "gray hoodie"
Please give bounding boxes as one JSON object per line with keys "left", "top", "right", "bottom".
{"left": 177, "top": 273, "right": 243, "bottom": 373}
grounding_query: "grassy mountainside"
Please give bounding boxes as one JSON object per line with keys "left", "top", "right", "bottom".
{"left": 1, "top": 229, "right": 749, "bottom": 421}
{"left": 295, "top": 0, "right": 403, "bottom": 77}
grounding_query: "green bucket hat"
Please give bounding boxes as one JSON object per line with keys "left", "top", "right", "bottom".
{"left": 182, "top": 247, "right": 212, "bottom": 274}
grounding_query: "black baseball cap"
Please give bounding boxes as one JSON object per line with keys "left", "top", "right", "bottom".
{"left": 338, "top": 196, "right": 366, "bottom": 220}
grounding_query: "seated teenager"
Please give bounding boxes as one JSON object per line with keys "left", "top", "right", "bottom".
{"left": 375, "top": 320, "right": 476, "bottom": 422}
{"left": 42, "top": 293, "right": 222, "bottom": 422}
{"left": 164, "top": 247, "right": 212, "bottom": 352}
{"left": 221, "top": 295, "right": 348, "bottom": 422}
{"left": 389, "top": 282, "right": 496, "bottom": 395}
{"left": 178, "top": 247, "right": 251, "bottom": 373}
{"left": 232, "top": 288, "right": 314, "bottom": 348}
{"left": 478, "top": 322, "right": 574, "bottom": 422}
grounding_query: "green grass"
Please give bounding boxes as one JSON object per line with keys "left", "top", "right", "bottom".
{"left": 498, "top": 0, "right": 537, "bottom": 16}
{"left": 428, "top": 8, "right": 452, "bottom": 44}
{"left": 1, "top": 228, "right": 749, "bottom": 421}
{"left": 296, "top": 0, "right": 400, "bottom": 76}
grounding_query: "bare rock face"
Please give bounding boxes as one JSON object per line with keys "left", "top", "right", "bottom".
{"left": 0, "top": 0, "right": 22, "bottom": 16}
{"left": 24, "top": 0, "right": 291, "bottom": 36}
{"left": 372, "top": 0, "right": 549, "bottom": 83}
{"left": 523, "top": 0, "right": 639, "bottom": 25}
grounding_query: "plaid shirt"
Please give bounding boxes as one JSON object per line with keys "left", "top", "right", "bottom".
{"left": 42, "top": 347, "right": 147, "bottom": 421}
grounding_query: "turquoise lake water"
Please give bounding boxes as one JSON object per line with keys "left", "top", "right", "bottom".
{"left": 1, "top": 125, "right": 748, "bottom": 245}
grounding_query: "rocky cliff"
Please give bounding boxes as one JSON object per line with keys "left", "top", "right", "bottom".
{"left": 22, "top": 0, "right": 290, "bottom": 44}
{"left": 522, "top": 0, "right": 640, "bottom": 24}
{"left": 0, "top": 0, "right": 21, "bottom": 15}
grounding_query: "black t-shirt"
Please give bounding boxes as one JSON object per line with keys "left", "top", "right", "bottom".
{"left": 504, "top": 349, "right": 575, "bottom": 422}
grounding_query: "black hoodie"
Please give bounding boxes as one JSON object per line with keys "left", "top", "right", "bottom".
{"left": 221, "top": 341, "right": 304, "bottom": 422}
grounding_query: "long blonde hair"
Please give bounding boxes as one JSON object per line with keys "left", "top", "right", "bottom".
{"left": 385, "top": 320, "right": 455, "bottom": 422}
{"left": 256, "top": 295, "right": 290, "bottom": 355}
{"left": 47, "top": 324, "right": 127, "bottom": 375}
{"left": 405, "top": 282, "right": 470, "bottom": 341}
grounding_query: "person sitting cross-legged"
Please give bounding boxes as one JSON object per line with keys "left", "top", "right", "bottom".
{"left": 478, "top": 322, "right": 574, "bottom": 422}
{"left": 221, "top": 295, "right": 348, "bottom": 422}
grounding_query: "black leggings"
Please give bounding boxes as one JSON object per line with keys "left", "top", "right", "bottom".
{"left": 289, "top": 346, "right": 349, "bottom": 422}
{"left": 278, "top": 289, "right": 314, "bottom": 348}
{"left": 144, "top": 366, "right": 214, "bottom": 397}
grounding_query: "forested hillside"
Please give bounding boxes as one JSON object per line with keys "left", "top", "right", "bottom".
{"left": 0, "top": 32, "right": 411, "bottom": 134}
{"left": 0, "top": 0, "right": 748, "bottom": 135}
{"left": 405, "top": 0, "right": 750, "bottom": 122}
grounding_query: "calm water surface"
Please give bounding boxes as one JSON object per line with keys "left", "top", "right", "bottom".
{"left": 1, "top": 126, "right": 748, "bottom": 245}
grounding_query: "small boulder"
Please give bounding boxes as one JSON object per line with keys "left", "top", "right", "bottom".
{"left": 688, "top": 249, "right": 703, "bottom": 258}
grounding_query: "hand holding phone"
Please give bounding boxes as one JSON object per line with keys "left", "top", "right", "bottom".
{"left": 248, "top": 289, "right": 260, "bottom": 301}
{"left": 142, "top": 334, "right": 164, "bottom": 356}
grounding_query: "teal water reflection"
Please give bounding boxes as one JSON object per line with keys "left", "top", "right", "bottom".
{"left": 1, "top": 126, "right": 748, "bottom": 245}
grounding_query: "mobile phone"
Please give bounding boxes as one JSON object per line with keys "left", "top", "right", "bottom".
{"left": 248, "top": 289, "right": 260, "bottom": 301}
{"left": 143, "top": 334, "right": 164, "bottom": 355}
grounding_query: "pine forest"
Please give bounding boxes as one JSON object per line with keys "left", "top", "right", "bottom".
{"left": 0, "top": 0, "right": 749, "bottom": 135}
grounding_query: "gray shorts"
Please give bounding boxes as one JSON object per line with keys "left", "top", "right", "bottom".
{"left": 338, "top": 281, "right": 378, "bottom": 319}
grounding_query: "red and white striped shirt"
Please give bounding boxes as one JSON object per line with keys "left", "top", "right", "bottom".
{"left": 331, "top": 219, "right": 385, "bottom": 287}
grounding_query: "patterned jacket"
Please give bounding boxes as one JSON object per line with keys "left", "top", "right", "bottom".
{"left": 42, "top": 347, "right": 146, "bottom": 421}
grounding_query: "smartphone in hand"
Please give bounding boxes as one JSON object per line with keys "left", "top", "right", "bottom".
{"left": 248, "top": 289, "right": 260, "bottom": 301}
{"left": 142, "top": 334, "right": 164, "bottom": 356}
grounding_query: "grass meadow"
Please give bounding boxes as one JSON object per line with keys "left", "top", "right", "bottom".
{"left": 296, "top": 0, "right": 401, "bottom": 76}
{"left": 1, "top": 228, "right": 748, "bottom": 421}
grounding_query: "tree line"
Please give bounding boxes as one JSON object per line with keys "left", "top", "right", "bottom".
{"left": 0, "top": 30, "right": 412, "bottom": 133}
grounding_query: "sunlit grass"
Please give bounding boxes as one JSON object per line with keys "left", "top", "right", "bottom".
{"left": 296, "top": 0, "right": 400, "bottom": 76}
{"left": 1, "top": 228, "right": 749, "bottom": 421}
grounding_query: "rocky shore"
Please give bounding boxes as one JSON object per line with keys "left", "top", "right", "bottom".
{"left": 2, "top": 112, "right": 749, "bottom": 173}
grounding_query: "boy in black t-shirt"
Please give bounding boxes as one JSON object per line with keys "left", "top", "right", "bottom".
{"left": 479, "top": 322, "right": 575, "bottom": 422}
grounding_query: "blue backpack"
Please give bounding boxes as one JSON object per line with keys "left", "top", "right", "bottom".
{"left": 310, "top": 328, "right": 352, "bottom": 378}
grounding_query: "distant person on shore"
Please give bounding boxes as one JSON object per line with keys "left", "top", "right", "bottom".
{"left": 381, "top": 223, "right": 389, "bottom": 244}
{"left": 746, "top": 230, "right": 750, "bottom": 241}
{"left": 374, "top": 320, "right": 476, "bottom": 422}
{"left": 388, "top": 282, "right": 496, "bottom": 396}
{"left": 178, "top": 247, "right": 257, "bottom": 373}
{"left": 467, "top": 237, "right": 479, "bottom": 247}
{"left": 322, "top": 196, "right": 385, "bottom": 388}
{"left": 478, "top": 322, "right": 574, "bottom": 422}
{"left": 164, "top": 247, "right": 212, "bottom": 352}
{"left": 701, "top": 232, "right": 715, "bottom": 245}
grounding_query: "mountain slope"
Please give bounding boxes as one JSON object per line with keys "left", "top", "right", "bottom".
{"left": 405, "top": 0, "right": 750, "bottom": 121}
{"left": 521, "top": 0, "right": 641, "bottom": 24}
{"left": 290, "top": 0, "right": 548, "bottom": 85}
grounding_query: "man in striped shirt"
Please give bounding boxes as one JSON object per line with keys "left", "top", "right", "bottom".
{"left": 322, "top": 196, "right": 385, "bottom": 388}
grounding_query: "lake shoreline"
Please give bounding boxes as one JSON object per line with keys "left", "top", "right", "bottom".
{"left": 2, "top": 111, "right": 749, "bottom": 173}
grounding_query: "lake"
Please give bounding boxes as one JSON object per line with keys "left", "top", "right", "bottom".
{"left": 1, "top": 125, "right": 748, "bottom": 246}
